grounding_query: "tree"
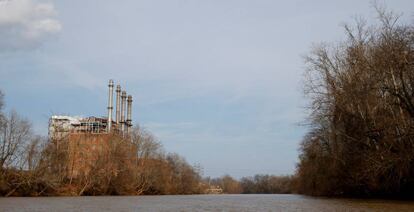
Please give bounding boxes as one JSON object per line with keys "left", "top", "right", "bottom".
{"left": 0, "top": 90, "right": 4, "bottom": 112}
{"left": 25, "top": 135, "right": 45, "bottom": 171}
{"left": 297, "top": 6, "right": 414, "bottom": 197}
{"left": 0, "top": 111, "right": 32, "bottom": 169}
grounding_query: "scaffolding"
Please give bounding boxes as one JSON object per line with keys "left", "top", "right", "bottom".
{"left": 49, "top": 116, "right": 117, "bottom": 139}
{"left": 48, "top": 80, "right": 133, "bottom": 139}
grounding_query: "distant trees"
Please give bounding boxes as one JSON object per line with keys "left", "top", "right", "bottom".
{"left": 296, "top": 7, "right": 414, "bottom": 197}
{"left": 208, "top": 174, "right": 294, "bottom": 194}
{"left": 240, "top": 175, "right": 293, "bottom": 194}
{"left": 209, "top": 175, "right": 243, "bottom": 194}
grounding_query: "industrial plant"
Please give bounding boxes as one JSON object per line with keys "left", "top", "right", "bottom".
{"left": 48, "top": 80, "right": 136, "bottom": 178}
{"left": 49, "top": 80, "right": 133, "bottom": 139}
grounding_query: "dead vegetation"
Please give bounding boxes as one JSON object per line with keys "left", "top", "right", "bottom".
{"left": 0, "top": 91, "right": 203, "bottom": 196}
{"left": 206, "top": 174, "right": 295, "bottom": 194}
{"left": 296, "top": 6, "right": 414, "bottom": 197}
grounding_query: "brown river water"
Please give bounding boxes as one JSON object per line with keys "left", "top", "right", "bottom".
{"left": 1, "top": 194, "right": 414, "bottom": 211}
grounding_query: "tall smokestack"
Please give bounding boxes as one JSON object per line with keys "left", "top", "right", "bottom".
{"left": 107, "top": 79, "right": 114, "bottom": 132}
{"left": 115, "top": 85, "right": 121, "bottom": 126}
{"left": 121, "top": 91, "right": 127, "bottom": 133}
{"left": 127, "top": 95, "right": 132, "bottom": 135}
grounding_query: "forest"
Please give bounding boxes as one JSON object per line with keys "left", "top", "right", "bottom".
{"left": 295, "top": 7, "right": 414, "bottom": 197}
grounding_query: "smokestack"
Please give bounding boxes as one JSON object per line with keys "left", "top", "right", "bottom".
{"left": 121, "top": 91, "right": 127, "bottom": 133}
{"left": 127, "top": 95, "right": 132, "bottom": 135}
{"left": 115, "top": 85, "right": 121, "bottom": 126}
{"left": 107, "top": 79, "right": 114, "bottom": 132}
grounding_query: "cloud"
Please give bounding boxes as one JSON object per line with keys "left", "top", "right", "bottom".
{"left": 0, "top": 0, "right": 61, "bottom": 51}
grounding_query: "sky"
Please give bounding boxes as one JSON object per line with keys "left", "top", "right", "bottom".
{"left": 0, "top": 0, "right": 413, "bottom": 178}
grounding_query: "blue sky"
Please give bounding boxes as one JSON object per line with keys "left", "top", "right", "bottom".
{"left": 0, "top": 0, "right": 413, "bottom": 178}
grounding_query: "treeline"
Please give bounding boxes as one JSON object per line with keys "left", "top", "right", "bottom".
{"left": 207, "top": 174, "right": 294, "bottom": 194}
{"left": 296, "top": 7, "right": 414, "bottom": 197}
{"left": 0, "top": 90, "right": 203, "bottom": 196}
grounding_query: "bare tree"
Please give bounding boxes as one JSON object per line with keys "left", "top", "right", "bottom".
{"left": 0, "top": 111, "right": 32, "bottom": 169}
{"left": 25, "top": 135, "right": 45, "bottom": 171}
{"left": 296, "top": 6, "right": 414, "bottom": 197}
{"left": 0, "top": 108, "right": 204, "bottom": 196}
{"left": 0, "top": 90, "right": 4, "bottom": 111}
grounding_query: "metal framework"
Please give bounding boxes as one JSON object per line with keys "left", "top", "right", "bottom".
{"left": 48, "top": 80, "right": 134, "bottom": 139}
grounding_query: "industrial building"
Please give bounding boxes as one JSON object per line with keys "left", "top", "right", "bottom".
{"left": 48, "top": 80, "right": 136, "bottom": 178}
{"left": 49, "top": 79, "right": 133, "bottom": 139}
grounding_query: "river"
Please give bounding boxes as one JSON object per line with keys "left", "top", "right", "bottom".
{"left": 1, "top": 194, "right": 414, "bottom": 211}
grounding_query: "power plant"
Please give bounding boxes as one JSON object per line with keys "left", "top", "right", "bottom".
{"left": 49, "top": 80, "right": 133, "bottom": 139}
{"left": 47, "top": 80, "right": 135, "bottom": 178}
